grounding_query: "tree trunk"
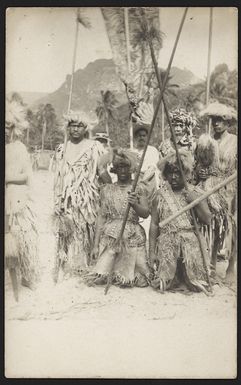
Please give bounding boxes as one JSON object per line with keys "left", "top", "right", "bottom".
{"left": 42, "top": 120, "right": 46, "bottom": 151}
{"left": 105, "top": 111, "right": 109, "bottom": 136}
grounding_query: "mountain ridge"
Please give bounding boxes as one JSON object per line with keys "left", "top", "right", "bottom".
{"left": 19, "top": 58, "right": 202, "bottom": 117}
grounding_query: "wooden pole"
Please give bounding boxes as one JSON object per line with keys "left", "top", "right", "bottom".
{"left": 124, "top": 7, "right": 134, "bottom": 149}
{"left": 67, "top": 8, "right": 80, "bottom": 114}
{"left": 60, "top": 8, "right": 80, "bottom": 192}
{"left": 206, "top": 8, "right": 213, "bottom": 134}
{"left": 161, "top": 101, "right": 165, "bottom": 142}
{"left": 54, "top": 8, "right": 81, "bottom": 283}
{"left": 105, "top": 8, "right": 188, "bottom": 294}
{"left": 159, "top": 172, "right": 237, "bottom": 228}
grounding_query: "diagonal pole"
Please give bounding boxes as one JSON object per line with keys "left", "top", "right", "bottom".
{"left": 124, "top": 7, "right": 134, "bottom": 149}
{"left": 159, "top": 172, "right": 237, "bottom": 228}
{"left": 105, "top": 8, "right": 188, "bottom": 294}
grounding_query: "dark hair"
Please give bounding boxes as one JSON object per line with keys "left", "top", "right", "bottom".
{"left": 134, "top": 125, "right": 149, "bottom": 137}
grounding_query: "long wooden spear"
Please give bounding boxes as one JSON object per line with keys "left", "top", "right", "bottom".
{"left": 146, "top": 21, "right": 213, "bottom": 292}
{"left": 104, "top": 8, "right": 188, "bottom": 294}
{"left": 206, "top": 7, "right": 213, "bottom": 135}
{"left": 124, "top": 7, "right": 134, "bottom": 150}
{"left": 159, "top": 172, "right": 237, "bottom": 228}
{"left": 54, "top": 8, "right": 80, "bottom": 283}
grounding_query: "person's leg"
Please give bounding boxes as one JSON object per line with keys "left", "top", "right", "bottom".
{"left": 134, "top": 245, "right": 154, "bottom": 287}
{"left": 225, "top": 219, "right": 237, "bottom": 283}
{"left": 9, "top": 267, "right": 19, "bottom": 301}
{"left": 211, "top": 225, "right": 221, "bottom": 277}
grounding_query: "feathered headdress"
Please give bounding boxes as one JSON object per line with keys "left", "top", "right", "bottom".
{"left": 5, "top": 98, "right": 29, "bottom": 138}
{"left": 195, "top": 134, "right": 219, "bottom": 168}
{"left": 98, "top": 147, "right": 139, "bottom": 174}
{"left": 169, "top": 108, "right": 197, "bottom": 148}
{"left": 199, "top": 102, "right": 237, "bottom": 122}
{"left": 157, "top": 148, "right": 194, "bottom": 178}
{"left": 63, "top": 110, "right": 97, "bottom": 130}
{"left": 169, "top": 108, "right": 197, "bottom": 131}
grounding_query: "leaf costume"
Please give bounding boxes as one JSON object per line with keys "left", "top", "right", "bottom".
{"left": 152, "top": 181, "right": 210, "bottom": 293}
{"left": 54, "top": 138, "right": 104, "bottom": 273}
{"left": 85, "top": 183, "right": 151, "bottom": 287}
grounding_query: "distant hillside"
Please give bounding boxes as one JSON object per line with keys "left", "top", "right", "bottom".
{"left": 18, "top": 91, "right": 49, "bottom": 105}
{"left": 170, "top": 66, "right": 202, "bottom": 87}
{"left": 33, "top": 59, "right": 202, "bottom": 118}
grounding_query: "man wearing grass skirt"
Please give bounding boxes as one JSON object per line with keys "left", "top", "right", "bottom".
{"left": 53, "top": 111, "right": 111, "bottom": 279}
{"left": 199, "top": 102, "right": 237, "bottom": 283}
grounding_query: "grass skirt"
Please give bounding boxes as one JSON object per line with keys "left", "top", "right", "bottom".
{"left": 152, "top": 229, "right": 210, "bottom": 294}
{"left": 53, "top": 212, "right": 94, "bottom": 275}
{"left": 5, "top": 204, "right": 39, "bottom": 283}
{"left": 84, "top": 238, "right": 151, "bottom": 288}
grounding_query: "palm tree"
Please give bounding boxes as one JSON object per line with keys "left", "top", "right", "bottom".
{"left": 132, "top": 15, "right": 171, "bottom": 142}
{"left": 132, "top": 12, "right": 164, "bottom": 99}
{"left": 188, "top": 64, "right": 237, "bottom": 109}
{"left": 35, "top": 103, "right": 57, "bottom": 151}
{"left": 26, "top": 108, "right": 35, "bottom": 147}
{"left": 95, "top": 90, "right": 118, "bottom": 137}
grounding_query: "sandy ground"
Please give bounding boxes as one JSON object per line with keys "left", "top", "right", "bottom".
{"left": 5, "top": 170, "right": 237, "bottom": 379}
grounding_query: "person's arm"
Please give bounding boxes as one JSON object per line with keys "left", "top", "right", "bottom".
{"left": 184, "top": 188, "right": 212, "bottom": 226}
{"left": 6, "top": 147, "right": 31, "bottom": 185}
{"left": 127, "top": 192, "right": 149, "bottom": 218}
{"left": 149, "top": 196, "right": 160, "bottom": 267}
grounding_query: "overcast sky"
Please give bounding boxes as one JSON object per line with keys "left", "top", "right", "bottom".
{"left": 6, "top": 7, "right": 238, "bottom": 93}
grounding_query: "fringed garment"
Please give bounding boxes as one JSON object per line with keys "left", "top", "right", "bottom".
{"left": 54, "top": 139, "right": 104, "bottom": 273}
{"left": 196, "top": 175, "right": 228, "bottom": 263}
{"left": 215, "top": 132, "right": 237, "bottom": 260}
{"left": 5, "top": 141, "right": 39, "bottom": 283}
{"left": 215, "top": 132, "right": 237, "bottom": 206}
{"left": 152, "top": 181, "right": 210, "bottom": 293}
{"left": 85, "top": 183, "right": 151, "bottom": 287}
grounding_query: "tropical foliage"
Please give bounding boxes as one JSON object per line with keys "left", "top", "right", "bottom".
{"left": 95, "top": 90, "right": 119, "bottom": 136}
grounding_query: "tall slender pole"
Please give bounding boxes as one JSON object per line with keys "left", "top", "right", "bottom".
{"left": 67, "top": 8, "right": 80, "bottom": 114}
{"left": 206, "top": 8, "right": 213, "bottom": 134}
{"left": 159, "top": 8, "right": 165, "bottom": 143}
{"left": 61, "top": 8, "right": 80, "bottom": 193}
{"left": 161, "top": 101, "right": 165, "bottom": 142}
{"left": 124, "top": 7, "right": 133, "bottom": 149}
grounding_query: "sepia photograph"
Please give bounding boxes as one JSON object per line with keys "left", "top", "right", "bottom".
{"left": 5, "top": 6, "right": 237, "bottom": 379}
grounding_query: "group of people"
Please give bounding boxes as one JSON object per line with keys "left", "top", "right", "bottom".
{"left": 5, "top": 99, "right": 237, "bottom": 300}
